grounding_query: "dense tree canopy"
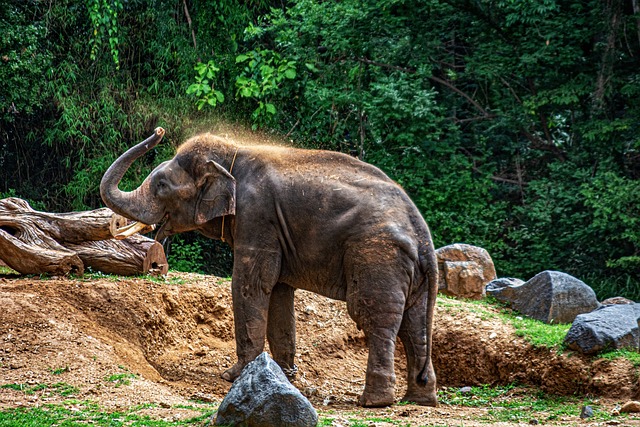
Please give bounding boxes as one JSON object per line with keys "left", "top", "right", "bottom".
{"left": 1, "top": 0, "right": 639, "bottom": 299}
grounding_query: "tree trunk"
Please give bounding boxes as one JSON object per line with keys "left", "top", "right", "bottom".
{"left": 0, "top": 197, "right": 168, "bottom": 276}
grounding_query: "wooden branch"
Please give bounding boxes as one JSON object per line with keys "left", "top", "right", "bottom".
{"left": 0, "top": 197, "right": 168, "bottom": 276}
{"left": 429, "top": 75, "right": 493, "bottom": 118}
{"left": 183, "top": 0, "right": 197, "bottom": 50}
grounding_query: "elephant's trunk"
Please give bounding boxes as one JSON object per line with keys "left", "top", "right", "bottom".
{"left": 100, "top": 127, "right": 166, "bottom": 225}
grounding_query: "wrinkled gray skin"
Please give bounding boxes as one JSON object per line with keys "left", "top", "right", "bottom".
{"left": 100, "top": 128, "right": 439, "bottom": 407}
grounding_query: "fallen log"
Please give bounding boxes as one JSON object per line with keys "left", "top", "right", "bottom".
{"left": 0, "top": 197, "right": 168, "bottom": 276}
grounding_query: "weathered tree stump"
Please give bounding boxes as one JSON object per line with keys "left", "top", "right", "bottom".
{"left": 0, "top": 197, "right": 168, "bottom": 276}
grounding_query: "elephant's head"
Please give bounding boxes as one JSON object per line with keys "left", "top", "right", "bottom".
{"left": 100, "top": 127, "right": 236, "bottom": 240}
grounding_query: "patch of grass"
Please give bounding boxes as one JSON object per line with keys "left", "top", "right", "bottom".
{"left": 148, "top": 274, "right": 186, "bottom": 285}
{"left": 0, "top": 265, "right": 18, "bottom": 275}
{"left": 439, "top": 385, "right": 627, "bottom": 424}
{"left": 50, "top": 366, "right": 70, "bottom": 375}
{"left": 599, "top": 348, "right": 640, "bottom": 367}
{"left": 507, "top": 315, "right": 571, "bottom": 349}
{"left": 0, "top": 401, "right": 215, "bottom": 426}
{"left": 439, "top": 384, "right": 517, "bottom": 407}
{"left": 105, "top": 372, "right": 137, "bottom": 387}
{"left": 0, "top": 382, "right": 78, "bottom": 397}
{"left": 437, "top": 295, "right": 570, "bottom": 350}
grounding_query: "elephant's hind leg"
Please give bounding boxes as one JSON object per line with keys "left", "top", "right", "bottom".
{"left": 398, "top": 298, "right": 437, "bottom": 406}
{"left": 346, "top": 258, "right": 406, "bottom": 407}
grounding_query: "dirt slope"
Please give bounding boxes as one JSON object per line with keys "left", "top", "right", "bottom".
{"left": 0, "top": 272, "right": 638, "bottom": 425}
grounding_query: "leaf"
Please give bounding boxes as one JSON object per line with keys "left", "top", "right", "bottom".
{"left": 265, "top": 103, "right": 276, "bottom": 114}
{"left": 284, "top": 68, "right": 296, "bottom": 79}
{"left": 186, "top": 84, "right": 198, "bottom": 95}
{"left": 305, "top": 62, "right": 319, "bottom": 72}
{"left": 236, "top": 54, "right": 249, "bottom": 63}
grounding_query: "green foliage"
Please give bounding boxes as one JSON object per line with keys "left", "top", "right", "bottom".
{"left": 0, "top": 1, "right": 52, "bottom": 121}
{"left": 235, "top": 48, "right": 296, "bottom": 129}
{"left": 167, "top": 234, "right": 205, "bottom": 274}
{"left": 1, "top": 0, "right": 639, "bottom": 297}
{"left": 87, "top": 0, "right": 123, "bottom": 69}
{"left": 186, "top": 60, "right": 225, "bottom": 110}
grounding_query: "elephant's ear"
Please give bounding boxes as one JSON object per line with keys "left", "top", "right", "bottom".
{"left": 194, "top": 160, "right": 236, "bottom": 225}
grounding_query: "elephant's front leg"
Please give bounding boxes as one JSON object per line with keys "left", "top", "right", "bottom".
{"left": 267, "top": 283, "right": 297, "bottom": 379}
{"left": 221, "top": 248, "right": 281, "bottom": 382}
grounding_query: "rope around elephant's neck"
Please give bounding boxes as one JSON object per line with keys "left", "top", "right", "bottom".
{"left": 220, "top": 147, "right": 239, "bottom": 243}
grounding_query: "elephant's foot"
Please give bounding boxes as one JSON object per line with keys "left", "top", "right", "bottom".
{"left": 402, "top": 390, "right": 437, "bottom": 407}
{"left": 402, "top": 380, "right": 437, "bottom": 407}
{"left": 221, "top": 362, "right": 245, "bottom": 382}
{"left": 359, "top": 388, "right": 395, "bottom": 407}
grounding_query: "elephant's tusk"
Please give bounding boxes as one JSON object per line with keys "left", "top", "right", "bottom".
{"left": 114, "top": 221, "right": 155, "bottom": 240}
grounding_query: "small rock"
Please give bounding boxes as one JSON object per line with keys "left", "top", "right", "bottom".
{"left": 302, "top": 387, "right": 319, "bottom": 397}
{"left": 580, "top": 405, "right": 594, "bottom": 418}
{"left": 601, "top": 297, "right": 635, "bottom": 305}
{"left": 190, "top": 392, "right": 217, "bottom": 403}
{"left": 620, "top": 400, "right": 640, "bottom": 413}
{"left": 529, "top": 418, "right": 539, "bottom": 425}
{"left": 459, "top": 386, "right": 472, "bottom": 394}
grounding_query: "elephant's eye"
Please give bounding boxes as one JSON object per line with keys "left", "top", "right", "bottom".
{"left": 156, "top": 179, "right": 169, "bottom": 195}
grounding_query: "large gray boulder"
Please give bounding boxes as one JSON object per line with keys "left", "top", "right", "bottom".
{"left": 486, "top": 270, "right": 600, "bottom": 324}
{"left": 564, "top": 303, "right": 640, "bottom": 354}
{"left": 215, "top": 352, "right": 318, "bottom": 427}
{"left": 436, "top": 243, "right": 497, "bottom": 300}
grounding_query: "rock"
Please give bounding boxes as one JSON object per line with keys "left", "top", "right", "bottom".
{"left": 601, "top": 296, "right": 635, "bottom": 305}
{"left": 621, "top": 401, "right": 640, "bottom": 413}
{"left": 436, "top": 244, "right": 497, "bottom": 300}
{"left": 580, "top": 405, "right": 594, "bottom": 418}
{"left": 215, "top": 352, "right": 317, "bottom": 427}
{"left": 486, "top": 277, "right": 525, "bottom": 290}
{"left": 564, "top": 303, "right": 640, "bottom": 354}
{"left": 486, "top": 270, "right": 600, "bottom": 324}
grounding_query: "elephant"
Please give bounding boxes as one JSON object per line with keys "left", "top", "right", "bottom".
{"left": 100, "top": 127, "right": 439, "bottom": 407}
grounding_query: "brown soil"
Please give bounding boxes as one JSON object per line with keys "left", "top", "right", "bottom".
{"left": 0, "top": 272, "right": 638, "bottom": 426}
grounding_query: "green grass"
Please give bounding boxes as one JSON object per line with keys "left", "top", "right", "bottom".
{"left": 437, "top": 295, "right": 572, "bottom": 350}
{"left": 0, "top": 402, "right": 215, "bottom": 426}
{"left": 1, "top": 382, "right": 79, "bottom": 397}
{"left": 0, "top": 266, "right": 18, "bottom": 275}
{"left": 438, "top": 385, "right": 626, "bottom": 424}
{"left": 50, "top": 366, "right": 70, "bottom": 375}
{"left": 507, "top": 315, "right": 571, "bottom": 349}
{"left": 105, "top": 372, "right": 137, "bottom": 387}
{"left": 599, "top": 348, "right": 640, "bottom": 367}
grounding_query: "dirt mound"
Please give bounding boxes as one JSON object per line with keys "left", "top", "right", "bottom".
{"left": 0, "top": 272, "right": 637, "bottom": 424}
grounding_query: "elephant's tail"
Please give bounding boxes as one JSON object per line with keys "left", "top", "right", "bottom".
{"left": 418, "top": 229, "right": 439, "bottom": 385}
